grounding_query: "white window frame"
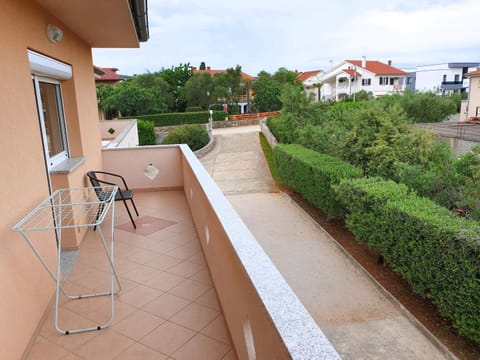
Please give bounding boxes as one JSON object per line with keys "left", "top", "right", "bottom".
{"left": 29, "top": 50, "right": 72, "bottom": 170}
{"left": 33, "top": 76, "right": 70, "bottom": 169}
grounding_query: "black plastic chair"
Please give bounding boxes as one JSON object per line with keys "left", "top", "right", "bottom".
{"left": 87, "top": 171, "right": 139, "bottom": 228}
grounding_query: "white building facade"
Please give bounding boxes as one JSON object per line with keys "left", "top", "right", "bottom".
{"left": 412, "top": 63, "right": 479, "bottom": 94}
{"left": 297, "top": 70, "right": 325, "bottom": 102}
{"left": 320, "top": 58, "right": 407, "bottom": 101}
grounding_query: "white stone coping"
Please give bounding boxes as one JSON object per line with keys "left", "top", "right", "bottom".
{"left": 180, "top": 144, "right": 341, "bottom": 359}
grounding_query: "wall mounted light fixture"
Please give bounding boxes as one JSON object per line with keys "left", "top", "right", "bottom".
{"left": 46, "top": 24, "right": 63, "bottom": 43}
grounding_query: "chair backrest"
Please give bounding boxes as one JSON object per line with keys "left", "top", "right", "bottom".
{"left": 86, "top": 171, "right": 100, "bottom": 188}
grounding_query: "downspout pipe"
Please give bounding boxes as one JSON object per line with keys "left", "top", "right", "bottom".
{"left": 129, "top": 0, "right": 149, "bottom": 42}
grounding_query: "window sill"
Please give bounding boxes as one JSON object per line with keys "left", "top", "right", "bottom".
{"left": 50, "top": 157, "right": 86, "bottom": 174}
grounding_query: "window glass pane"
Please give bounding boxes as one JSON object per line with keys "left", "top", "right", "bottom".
{"left": 39, "top": 82, "right": 65, "bottom": 158}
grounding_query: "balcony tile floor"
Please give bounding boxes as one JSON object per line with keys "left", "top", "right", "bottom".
{"left": 26, "top": 190, "right": 236, "bottom": 360}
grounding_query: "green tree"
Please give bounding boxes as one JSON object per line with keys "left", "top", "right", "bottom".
{"left": 182, "top": 73, "right": 214, "bottom": 110}
{"left": 104, "top": 80, "right": 169, "bottom": 116}
{"left": 159, "top": 63, "right": 192, "bottom": 112}
{"left": 212, "top": 65, "right": 245, "bottom": 103}
{"left": 252, "top": 71, "right": 281, "bottom": 111}
{"left": 379, "top": 90, "right": 458, "bottom": 123}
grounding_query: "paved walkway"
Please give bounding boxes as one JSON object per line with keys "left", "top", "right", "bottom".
{"left": 200, "top": 125, "right": 453, "bottom": 360}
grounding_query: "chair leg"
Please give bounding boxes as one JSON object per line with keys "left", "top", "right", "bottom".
{"left": 130, "top": 198, "right": 139, "bottom": 216}
{"left": 122, "top": 200, "right": 136, "bottom": 229}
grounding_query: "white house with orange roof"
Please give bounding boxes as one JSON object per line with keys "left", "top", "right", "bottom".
{"left": 297, "top": 70, "right": 324, "bottom": 102}
{"left": 320, "top": 57, "right": 407, "bottom": 101}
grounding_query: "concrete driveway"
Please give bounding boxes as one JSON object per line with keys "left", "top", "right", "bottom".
{"left": 200, "top": 125, "right": 454, "bottom": 360}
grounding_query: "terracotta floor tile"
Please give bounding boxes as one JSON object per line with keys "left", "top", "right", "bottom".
{"left": 121, "top": 264, "right": 161, "bottom": 283}
{"left": 185, "top": 252, "right": 207, "bottom": 266}
{"left": 116, "top": 276, "right": 140, "bottom": 294}
{"left": 85, "top": 299, "right": 136, "bottom": 324}
{"left": 113, "top": 343, "right": 168, "bottom": 360}
{"left": 144, "top": 271, "right": 185, "bottom": 292}
{"left": 25, "top": 191, "right": 235, "bottom": 360}
{"left": 112, "top": 258, "right": 142, "bottom": 275}
{"left": 59, "top": 353, "right": 83, "bottom": 360}
{"left": 68, "top": 269, "right": 111, "bottom": 291}
{"left": 189, "top": 268, "right": 214, "bottom": 286}
{"left": 165, "top": 245, "right": 200, "bottom": 260}
{"left": 172, "top": 334, "right": 230, "bottom": 360}
{"left": 168, "top": 279, "right": 211, "bottom": 301}
{"left": 114, "top": 243, "right": 139, "bottom": 259}
{"left": 61, "top": 294, "right": 110, "bottom": 319}
{"left": 170, "top": 303, "right": 219, "bottom": 332}
{"left": 140, "top": 321, "right": 195, "bottom": 355}
{"left": 42, "top": 309, "right": 100, "bottom": 351}
{"left": 112, "top": 309, "right": 164, "bottom": 340}
{"left": 166, "top": 261, "right": 206, "bottom": 278}
{"left": 145, "top": 240, "right": 181, "bottom": 255}
{"left": 221, "top": 349, "right": 239, "bottom": 360}
{"left": 144, "top": 254, "right": 183, "bottom": 271}
{"left": 127, "top": 248, "right": 165, "bottom": 265}
{"left": 26, "top": 336, "right": 69, "bottom": 360}
{"left": 116, "top": 216, "right": 176, "bottom": 237}
{"left": 200, "top": 315, "right": 231, "bottom": 344}
{"left": 143, "top": 293, "right": 190, "bottom": 319}
{"left": 117, "top": 284, "right": 163, "bottom": 308}
{"left": 194, "top": 288, "right": 221, "bottom": 311}
{"left": 72, "top": 329, "right": 135, "bottom": 360}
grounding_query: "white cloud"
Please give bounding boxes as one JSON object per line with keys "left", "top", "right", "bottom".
{"left": 92, "top": 0, "right": 480, "bottom": 76}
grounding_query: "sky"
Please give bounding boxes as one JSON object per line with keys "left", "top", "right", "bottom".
{"left": 92, "top": 0, "right": 480, "bottom": 77}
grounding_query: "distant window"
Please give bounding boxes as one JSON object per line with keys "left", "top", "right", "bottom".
{"left": 362, "top": 79, "right": 371, "bottom": 86}
{"left": 407, "top": 77, "right": 413, "bottom": 85}
{"left": 379, "top": 76, "right": 388, "bottom": 85}
{"left": 454, "top": 74, "right": 460, "bottom": 82}
{"left": 443, "top": 74, "right": 447, "bottom": 82}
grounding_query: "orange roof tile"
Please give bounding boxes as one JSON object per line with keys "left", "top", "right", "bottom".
{"left": 343, "top": 69, "right": 361, "bottom": 77}
{"left": 346, "top": 60, "right": 406, "bottom": 75}
{"left": 192, "top": 67, "right": 255, "bottom": 81}
{"left": 465, "top": 69, "right": 480, "bottom": 77}
{"left": 95, "top": 67, "right": 124, "bottom": 82}
{"left": 297, "top": 70, "right": 322, "bottom": 82}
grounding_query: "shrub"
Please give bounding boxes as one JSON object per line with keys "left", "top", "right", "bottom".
{"left": 122, "top": 110, "right": 227, "bottom": 127}
{"left": 161, "top": 124, "right": 210, "bottom": 151}
{"left": 379, "top": 90, "right": 458, "bottom": 123}
{"left": 273, "top": 144, "right": 362, "bottom": 218}
{"left": 336, "top": 177, "right": 480, "bottom": 343}
{"left": 137, "top": 120, "right": 156, "bottom": 145}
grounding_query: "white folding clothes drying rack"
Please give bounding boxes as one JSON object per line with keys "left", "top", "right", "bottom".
{"left": 13, "top": 186, "right": 122, "bottom": 335}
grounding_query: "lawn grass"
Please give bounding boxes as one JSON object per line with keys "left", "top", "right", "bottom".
{"left": 259, "top": 132, "right": 278, "bottom": 181}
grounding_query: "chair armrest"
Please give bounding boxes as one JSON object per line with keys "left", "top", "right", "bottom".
{"left": 92, "top": 171, "right": 130, "bottom": 190}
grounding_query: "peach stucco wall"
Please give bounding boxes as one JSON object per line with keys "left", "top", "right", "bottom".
{"left": 102, "top": 146, "right": 184, "bottom": 190}
{"left": 0, "top": 1, "right": 104, "bottom": 359}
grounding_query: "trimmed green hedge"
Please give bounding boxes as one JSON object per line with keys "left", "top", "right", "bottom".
{"left": 185, "top": 106, "right": 203, "bottom": 112}
{"left": 336, "top": 177, "right": 480, "bottom": 343}
{"left": 273, "top": 144, "right": 362, "bottom": 218}
{"left": 123, "top": 111, "right": 227, "bottom": 127}
{"left": 137, "top": 120, "right": 156, "bottom": 146}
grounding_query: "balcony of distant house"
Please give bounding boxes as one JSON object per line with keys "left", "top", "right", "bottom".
{"left": 440, "top": 80, "right": 466, "bottom": 92}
